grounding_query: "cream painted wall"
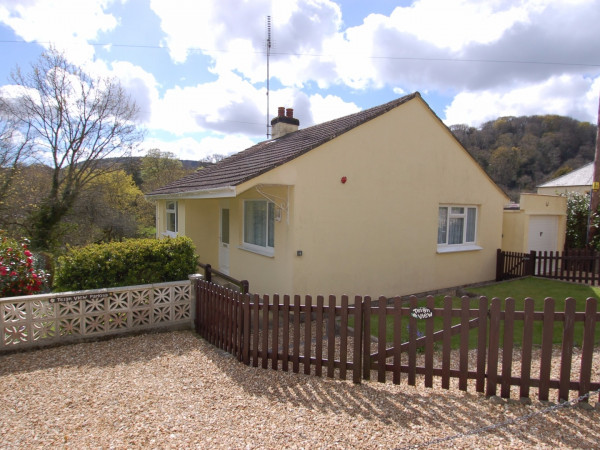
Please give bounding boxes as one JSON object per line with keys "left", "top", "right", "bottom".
{"left": 237, "top": 97, "right": 508, "bottom": 297}
{"left": 502, "top": 211, "right": 527, "bottom": 252}
{"left": 182, "top": 199, "right": 220, "bottom": 265}
{"left": 154, "top": 199, "right": 164, "bottom": 235}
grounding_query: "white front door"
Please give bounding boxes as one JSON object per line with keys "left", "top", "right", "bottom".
{"left": 219, "top": 208, "right": 230, "bottom": 274}
{"left": 528, "top": 215, "right": 559, "bottom": 253}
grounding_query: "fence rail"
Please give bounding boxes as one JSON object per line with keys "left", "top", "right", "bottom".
{"left": 194, "top": 279, "right": 600, "bottom": 403}
{"left": 1, "top": 280, "right": 192, "bottom": 352}
{"left": 497, "top": 248, "right": 600, "bottom": 285}
{"left": 198, "top": 262, "right": 249, "bottom": 294}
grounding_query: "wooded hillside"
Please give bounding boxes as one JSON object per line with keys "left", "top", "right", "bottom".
{"left": 450, "top": 115, "right": 597, "bottom": 201}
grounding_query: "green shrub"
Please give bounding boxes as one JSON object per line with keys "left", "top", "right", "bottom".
{"left": 53, "top": 237, "right": 198, "bottom": 292}
{"left": 0, "top": 232, "right": 48, "bottom": 297}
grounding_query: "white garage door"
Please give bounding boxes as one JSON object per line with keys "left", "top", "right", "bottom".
{"left": 528, "top": 215, "right": 559, "bottom": 253}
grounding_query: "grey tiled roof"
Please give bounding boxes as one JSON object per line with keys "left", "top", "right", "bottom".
{"left": 538, "top": 162, "right": 593, "bottom": 188}
{"left": 148, "top": 93, "right": 419, "bottom": 196}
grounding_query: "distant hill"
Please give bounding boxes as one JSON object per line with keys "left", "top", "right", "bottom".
{"left": 450, "top": 115, "right": 597, "bottom": 201}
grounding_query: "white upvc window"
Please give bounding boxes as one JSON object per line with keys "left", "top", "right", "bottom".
{"left": 165, "top": 201, "right": 178, "bottom": 237}
{"left": 437, "top": 205, "right": 480, "bottom": 252}
{"left": 243, "top": 199, "right": 275, "bottom": 256}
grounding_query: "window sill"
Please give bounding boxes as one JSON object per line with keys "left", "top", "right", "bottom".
{"left": 238, "top": 245, "right": 274, "bottom": 258}
{"left": 162, "top": 231, "right": 178, "bottom": 238}
{"left": 437, "top": 244, "right": 482, "bottom": 254}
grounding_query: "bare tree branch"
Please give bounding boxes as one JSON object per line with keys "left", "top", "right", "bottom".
{"left": 0, "top": 47, "right": 145, "bottom": 250}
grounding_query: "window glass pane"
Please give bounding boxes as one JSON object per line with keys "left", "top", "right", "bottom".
{"left": 166, "top": 201, "right": 177, "bottom": 232}
{"left": 244, "top": 201, "right": 267, "bottom": 246}
{"left": 438, "top": 207, "right": 448, "bottom": 244}
{"left": 221, "top": 209, "right": 229, "bottom": 244}
{"left": 451, "top": 207, "right": 464, "bottom": 215}
{"left": 167, "top": 213, "right": 176, "bottom": 232}
{"left": 466, "top": 208, "right": 476, "bottom": 242}
{"left": 267, "top": 203, "right": 275, "bottom": 248}
{"left": 448, "top": 217, "right": 464, "bottom": 244}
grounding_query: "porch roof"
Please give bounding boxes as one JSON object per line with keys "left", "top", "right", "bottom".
{"left": 147, "top": 93, "right": 419, "bottom": 199}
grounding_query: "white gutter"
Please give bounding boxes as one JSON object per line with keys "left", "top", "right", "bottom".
{"left": 146, "top": 186, "right": 237, "bottom": 201}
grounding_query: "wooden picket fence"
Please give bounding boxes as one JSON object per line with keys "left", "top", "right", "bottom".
{"left": 194, "top": 279, "right": 600, "bottom": 403}
{"left": 497, "top": 248, "right": 600, "bottom": 285}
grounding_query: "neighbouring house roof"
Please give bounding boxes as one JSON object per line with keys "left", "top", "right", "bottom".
{"left": 537, "top": 162, "right": 594, "bottom": 188}
{"left": 147, "top": 93, "right": 420, "bottom": 199}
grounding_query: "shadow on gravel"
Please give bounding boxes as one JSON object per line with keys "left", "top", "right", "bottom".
{"left": 205, "top": 337, "right": 600, "bottom": 449}
{"left": 1, "top": 330, "right": 598, "bottom": 448}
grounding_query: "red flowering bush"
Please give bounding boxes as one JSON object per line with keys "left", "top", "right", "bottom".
{"left": 0, "top": 232, "right": 47, "bottom": 297}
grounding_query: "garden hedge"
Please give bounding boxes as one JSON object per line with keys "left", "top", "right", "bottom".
{"left": 53, "top": 237, "right": 198, "bottom": 292}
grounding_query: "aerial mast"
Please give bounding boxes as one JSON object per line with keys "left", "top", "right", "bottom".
{"left": 266, "top": 16, "right": 272, "bottom": 139}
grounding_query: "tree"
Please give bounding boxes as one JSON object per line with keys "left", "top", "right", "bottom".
{"left": 0, "top": 48, "right": 145, "bottom": 250}
{"left": 140, "top": 148, "right": 190, "bottom": 193}
{"left": 66, "top": 170, "right": 155, "bottom": 245}
{"left": 0, "top": 110, "right": 34, "bottom": 210}
{"left": 0, "top": 164, "right": 52, "bottom": 238}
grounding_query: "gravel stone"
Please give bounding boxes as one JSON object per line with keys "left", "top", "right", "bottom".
{"left": 1, "top": 330, "right": 598, "bottom": 449}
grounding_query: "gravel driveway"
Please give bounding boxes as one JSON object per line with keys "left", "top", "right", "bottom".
{"left": 1, "top": 330, "right": 598, "bottom": 449}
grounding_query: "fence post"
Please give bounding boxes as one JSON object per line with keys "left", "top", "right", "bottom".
{"left": 496, "top": 249, "right": 504, "bottom": 281}
{"left": 241, "top": 280, "right": 249, "bottom": 294}
{"left": 527, "top": 250, "right": 536, "bottom": 276}
{"left": 188, "top": 273, "right": 203, "bottom": 333}
{"left": 204, "top": 264, "right": 212, "bottom": 283}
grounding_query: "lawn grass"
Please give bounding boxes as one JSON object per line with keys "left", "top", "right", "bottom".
{"left": 359, "top": 277, "right": 600, "bottom": 349}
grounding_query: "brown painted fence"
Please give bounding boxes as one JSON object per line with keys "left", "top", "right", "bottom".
{"left": 497, "top": 248, "right": 600, "bottom": 285}
{"left": 194, "top": 279, "right": 600, "bottom": 403}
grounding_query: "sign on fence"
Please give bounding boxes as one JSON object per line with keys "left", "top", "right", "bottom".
{"left": 410, "top": 307, "right": 433, "bottom": 319}
{"left": 49, "top": 293, "right": 110, "bottom": 304}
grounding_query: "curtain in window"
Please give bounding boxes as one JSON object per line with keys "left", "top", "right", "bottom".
{"left": 448, "top": 217, "right": 464, "bottom": 244}
{"left": 267, "top": 203, "right": 275, "bottom": 248}
{"left": 438, "top": 207, "right": 448, "bottom": 244}
{"left": 466, "top": 208, "right": 477, "bottom": 242}
{"left": 244, "top": 201, "right": 267, "bottom": 246}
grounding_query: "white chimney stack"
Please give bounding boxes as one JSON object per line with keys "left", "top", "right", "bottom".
{"left": 271, "top": 106, "right": 299, "bottom": 139}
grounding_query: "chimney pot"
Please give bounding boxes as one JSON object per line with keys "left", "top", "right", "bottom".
{"left": 286, "top": 108, "right": 294, "bottom": 118}
{"left": 278, "top": 107, "right": 285, "bottom": 117}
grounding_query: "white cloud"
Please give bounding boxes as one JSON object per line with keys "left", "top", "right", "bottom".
{"left": 149, "top": 71, "right": 266, "bottom": 137}
{"left": 85, "top": 59, "right": 160, "bottom": 124}
{"left": 444, "top": 74, "right": 600, "bottom": 126}
{"left": 0, "top": 0, "right": 120, "bottom": 64}
{"left": 308, "top": 94, "right": 360, "bottom": 124}
{"left": 1, "top": 0, "right": 598, "bottom": 159}
{"left": 150, "top": 0, "right": 343, "bottom": 85}
{"left": 386, "top": 0, "right": 537, "bottom": 51}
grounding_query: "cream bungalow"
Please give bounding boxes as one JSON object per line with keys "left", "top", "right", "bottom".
{"left": 147, "top": 93, "right": 510, "bottom": 297}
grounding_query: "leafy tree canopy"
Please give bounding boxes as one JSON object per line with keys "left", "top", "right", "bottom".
{"left": 451, "top": 115, "right": 597, "bottom": 201}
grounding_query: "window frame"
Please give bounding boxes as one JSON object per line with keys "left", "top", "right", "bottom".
{"left": 437, "top": 204, "right": 481, "bottom": 253}
{"left": 165, "top": 201, "right": 178, "bottom": 237}
{"left": 242, "top": 199, "right": 275, "bottom": 257}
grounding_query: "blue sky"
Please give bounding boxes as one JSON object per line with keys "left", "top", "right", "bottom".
{"left": 0, "top": 0, "right": 599, "bottom": 160}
